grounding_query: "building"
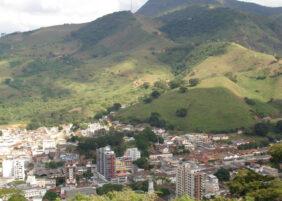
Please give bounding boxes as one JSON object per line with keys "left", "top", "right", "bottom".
{"left": 96, "top": 146, "right": 116, "bottom": 181}
{"left": 66, "top": 163, "right": 77, "bottom": 187}
{"left": 13, "top": 159, "right": 25, "bottom": 180}
{"left": 205, "top": 175, "right": 220, "bottom": 198}
{"left": 124, "top": 148, "right": 141, "bottom": 161}
{"left": 42, "top": 139, "right": 56, "bottom": 152}
{"left": 114, "top": 158, "right": 127, "bottom": 184}
{"left": 176, "top": 163, "right": 206, "bottom": 201}
{"left": 2, "top": 159, "right": 14, "bottom": 178}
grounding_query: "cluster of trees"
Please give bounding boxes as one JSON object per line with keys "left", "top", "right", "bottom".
{"left": 269, "top": 143, "right": 282, "bottom": 167}
{"left": 252, "top": 120, "right": 282, "bottom": 137}
{"left": 228, "top": 169, "right": 282, "bottom": 200}
{"left": 67, "top": 189, "right": 157, "bottom": 201}
{"left": 238, "top": 141, "right": 269, "bottom": 150}
{"left": 96, "top": 184, "right": 123, "bottom": 195}
{"left": 45, "top": 161, "right": 65, "bottom": 169}
{"left": 94, "top": 103, "right": 122, "bottom": 120}
{"left": 77, "top": 131, "right": 127, "bottom": 158}
{"left": 134, "top": 127, "right": 163, "bottom": 157}
{"left": 0, "top": 189, "right": 26, "bottom": 201}
{"left": 215, "top": 168, "right": 230, "bottom": 182}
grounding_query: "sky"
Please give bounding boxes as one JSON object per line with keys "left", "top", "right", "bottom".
{"left": 0, "top": 0, "right": 282, "bottom": 34}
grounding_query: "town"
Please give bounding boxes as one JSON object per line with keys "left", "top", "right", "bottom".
{"left": 0, "top": 117, "right": 281, "bottom": 201}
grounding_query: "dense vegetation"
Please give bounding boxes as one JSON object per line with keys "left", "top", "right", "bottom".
{"left": 228, "top": 169, "right": 282, "bottom": 200}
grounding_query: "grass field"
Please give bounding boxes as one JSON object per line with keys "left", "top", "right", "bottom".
{"left": 116, "top": 87, "right": 257, "bottom": 132}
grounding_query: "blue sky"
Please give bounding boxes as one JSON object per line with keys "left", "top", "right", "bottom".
{"left": 0, "top": 0, "right": 281, "bottom": 33}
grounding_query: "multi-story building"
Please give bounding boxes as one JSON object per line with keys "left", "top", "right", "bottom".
{"left": 124, "top": 148, "right": 141, "bottom": 161}
{"left": 13, "top": 159, "right": 26, "bottom": 180}
{"left": 205, "top": 175, "right": 220, "bottom": 198}
{"left": 66, "top": 163, "right": 77, "bottom": 187}
{"left": 2, "top": 159, "right": 14, "bottom": 178}
{"left": 176, "top": 163, "right": 206, "bottom": 201}
{"left": 96, "top": 146, "right": 116, "bottom": 181}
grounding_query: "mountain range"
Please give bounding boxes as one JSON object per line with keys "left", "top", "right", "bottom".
{"left": 0, "top": 0, "right": 281, "bottom": 132}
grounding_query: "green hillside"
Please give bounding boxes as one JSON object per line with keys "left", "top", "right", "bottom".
{"left": 116, "top": 87, "right": 256, "bottom": 132}
{"left": 0, "top": 11, "right": 173, "bottom": 126}
{"left": 0, "top": 1, "right": 281, "bottom": 131}
{"left": 116, "top": 43, "right": 282, "bottom": 132}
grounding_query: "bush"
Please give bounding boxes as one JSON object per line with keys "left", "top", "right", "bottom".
{"left": 244, "top": 97, "right": 255, "bottom": 105}
{"left": 43, "top": 191, "right": 58, "bottom": 201}
{"left": 133, "top": 157, "right": 150, "bottom": 170}
{"left": 215, "top": 168, "right": 230, "bottom": 182}
{"left": 147, "top": 113, "right": 166, "bottom": 128}
{"left": 189, "top": 78, "right": 199, "bottom": 87}
{"left": 276, "top": 120, "right": 282, "bottom": 132}
{"left": 151, "top": 90, "right": 161, "bottom": 99}
{"left": 96, "top": 184, "right": 123, "bottom": 195}
{"left": 254, "top": 123, "right": 269, "bottom": 136}
{"left": 179, "top": 86, "right": 188, "bottom": 93}
{"left": 143, "top": 97, "right": 153, "bottom": 104}
{"left": 176, "top": 108, "right": 187, "bottom": 118}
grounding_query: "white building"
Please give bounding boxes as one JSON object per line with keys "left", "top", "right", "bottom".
{"left": 42, "top": 139, "right": 56, "bottom": 152}
{"left": 2, "top": 159, "right": 14, "bottom": 178}
{"left": 23, "top": 187, "right": 47, "bottom": 200}
{"left": 124, "top": 148, "right": 141, "bottom": 161}
{"left": 13, "top": 159, "right": 25, "bottom": 180}
{"left": 176, "top": 163, "right": 206, "bottom": 201}
{"left": 205, "top": 175, "right": 220, "bottom": 198}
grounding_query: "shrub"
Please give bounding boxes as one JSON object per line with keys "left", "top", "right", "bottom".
{"left": 176, "top": 108, "right": 188, "bottom": 117}
{"left": 244, "top": 97, "right": 255, "bottom": 105}
{"left": 254, "top": 123, "right": 269, "bottom": 136}
{"left": 179, "top": 86, "right": 188, "bottom": 93}
{"left": 189, "top": 78, "right": 199, "bottom": 87}
{"left": 151, "top": 90, "right": 161, "bottom": 99}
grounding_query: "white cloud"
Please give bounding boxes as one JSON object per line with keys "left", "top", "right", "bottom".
{"left": 0, "top": 0, "right": 281, "bottom": 34}
{"left": 239, "top": 0, "right": 282, "bottom": 7}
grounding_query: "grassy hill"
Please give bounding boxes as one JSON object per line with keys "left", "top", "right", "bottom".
{"left": 116, "top": 43, "right": 282, "bottom": 132}
{"left": 0, "top": 11, "right": 173, "bottom": 126}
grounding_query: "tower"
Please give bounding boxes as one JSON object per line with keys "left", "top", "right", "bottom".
{"left": 148, "top": 176, "right": 154, "bottom": 193}
{"left": 96, "top": 146, "right": 116, "bottom": 181}
{"left": 176, "top": 163, "right": 206, "bottom": 200}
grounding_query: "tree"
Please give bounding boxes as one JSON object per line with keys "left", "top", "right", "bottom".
{"left": 133, "top": 157, "right": 150, "bottom": 170}
{"left": 276, "top": 120, "right": 282, "bottom": 132}
{"left": 214, "top": 168, "right": 230, "bottom": 182}
{"left": 151, "top": 90, "right": 161, "bottom": 99}
{"left": 179, "top": 86, "right": 188, "bottom": 93}
{"left": 96, "top": 184, "right": 123, "bottom": 195}
{"left": 43, "top": 191, "right": 58, "bottom": 201}
{"left": 176, "top": 108, "right": 187, "bottom": 118}
{"left": 172, "top": 195, "right": 194, "bottom": 201}
{"left": 189, "top": 78, "right": 199, "bottom": 87}
{"left": 254, "top": 123, "right": 269, "bottom": 136}
{"left": 8, "top": 193, "right": 27, "bottom": 201}
{"left": 269, "top": 143, "right": 282, "bottom": 165}
{"left": 143, "top": 97, "right": 153, "bottom": 104}
{"left": 244, "top": 97, "right": 255, "bottom": 106}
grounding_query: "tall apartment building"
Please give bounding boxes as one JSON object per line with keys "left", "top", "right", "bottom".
{"left": 13, "top": 159, "right": 26, "bottom": 180}
{"left": 96, "top": 146, "right": 116, "bottom": 181}
{"left": 176, "top": 163, "right": 206, "bottom": 201}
